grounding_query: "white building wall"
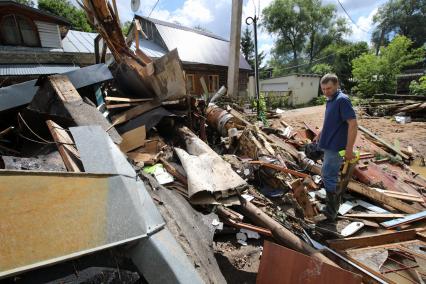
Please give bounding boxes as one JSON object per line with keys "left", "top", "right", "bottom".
{"left": 260, "top": 75, "right": 319, "bottom": 106}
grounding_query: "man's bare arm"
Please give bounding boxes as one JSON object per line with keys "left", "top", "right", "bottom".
{"left": 345, "top": 119, "right": 358, "bottom": 160}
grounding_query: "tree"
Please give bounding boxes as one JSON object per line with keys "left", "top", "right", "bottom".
{"left": 241, "top": 26, "right": 255, "bottom": 66}
{"left": 38, "top": 0, "right": 93, "bottom": 32}
{"left": 317, "top": 41, "right": 369, "bottom": 91}
{"left": 122, "top": 21, "right": 132, "bottom": 36}
{"left": 262, "top": 0, "right": 349, "bottom": 73}
{"left": 240, "top": 25, "right": 267, "bottom": 74}
{"left": 311, "top": 63, "right": 333, "bottom": 75}
{"left": 409, "top": 75, "right": 426, "bottom": 96}
{"left": 352, "top": 35, "right": 424, "bottom": 96}
{"left": 372, "top": 0, "right": 426, "bottom": 50}
{"left": 13, "top": 0, "right": 35, "bottom": 7}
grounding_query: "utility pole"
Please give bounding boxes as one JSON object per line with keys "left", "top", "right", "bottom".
{"left": 227, "top": 0, "right": 243, "bottom": 97}
{"left": 246, "top": 15, "right": 260, "bottom": 119}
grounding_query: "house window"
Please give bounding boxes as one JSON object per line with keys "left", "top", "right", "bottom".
{"left": 0, "top": 15, "right": 40, "bottom": 47}
{"left": 186, "top": 74, "right": 195, "bottom": 92}
{"left": 208, "top": 75, "right": 219, "bottom": 92}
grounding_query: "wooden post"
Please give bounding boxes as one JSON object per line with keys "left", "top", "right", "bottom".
{"left": 227, "top": 0, "right": 243, "bottom": 97}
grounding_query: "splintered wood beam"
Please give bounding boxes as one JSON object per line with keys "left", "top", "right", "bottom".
{"left": 105, "top": 97, "right": 153, "bottom": 103}
{"left": 159, "top": 158, "right": 188, "bottom": 186}
{"left": 290, "top": 179, "right": 318, "bottom": 218}
{"left": 327, "top": 229, "right": 420, "bottom": 251}
{"left": 111, "top": 101, "right": 161, "bottom": 125}
{"left": 46, "top": 120, "right": 82, "bottom": 172}
{"left": 358, "top": 125, "right": 409, "bottom": 160}
{"left": 347, "top": 181, "right": 417, "bottom": 214}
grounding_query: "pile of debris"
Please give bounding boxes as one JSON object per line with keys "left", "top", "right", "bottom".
{"left": 0, "top": 2, "right": 425, "bottom": 284}
{"left": 360, "top": 94, "right": 426, "bottom": 121}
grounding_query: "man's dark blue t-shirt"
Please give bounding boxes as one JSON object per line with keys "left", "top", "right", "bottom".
{"left": 319, "top": 90, "right": 356, "bottom": 152}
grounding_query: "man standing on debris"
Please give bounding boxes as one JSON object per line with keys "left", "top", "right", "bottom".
{"left": 315, "top": 74, "right": 358, "bottom": 222}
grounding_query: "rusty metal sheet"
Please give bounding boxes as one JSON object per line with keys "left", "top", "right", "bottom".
{"left": 256, "top": 241, "right": 362, "bottom": 284}
{"left": 0, "top": 170, "right": 154, "bottom": 278}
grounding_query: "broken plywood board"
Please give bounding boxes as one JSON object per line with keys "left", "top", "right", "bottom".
{"left": 46, "top": 120, "right": 82, "bottom": 172}
{"left": 111, "top": 101, "right": 161, "bottom": 125}
{"left": 256, "top": 241, "right": 362, "bottom": 284}
{"left": 328, "top": 229, "right": 423, "bottom": 251}
{"left": 347, "top": 181, "right": 418, "bottom": 214}
{"left": 119, "top": 125, "right": 146, "bottom": 153}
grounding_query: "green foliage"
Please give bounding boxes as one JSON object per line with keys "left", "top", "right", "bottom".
{"left": 13, "top": 0, "right": 35, "bottom": 7}
{"left": 372, "top": 0, "right": 426, "bottom": 50}
{"left": 122, "top": 21, "right": 132, "bottom": 36}
{"left": 251, "top": 93, "right": 268, "bottom": 125}
{"left": 409, "top": 75, "right": 426, "bottom": 96}
{"left": 312, "top": 95, "right": 326, "bottom": 105}
{"left": 38, "top": 0, "right": 93, "bottom": 32}
{"left": 311, "top": 63, "right": 333, "bottom": 75}
{"left": 262, "top": 0, "right": 349, "bottom": 73}
{"left": 320, "top": 41, "right": 369, "bottom": 91}
{"left": 352, "top": 35, "right": 424, "bottom": 97}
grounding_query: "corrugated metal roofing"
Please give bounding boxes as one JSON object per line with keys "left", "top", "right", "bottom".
{"left": 136, "top": 15, "right": 252, "bottom": 70}
{"left": 131, "top": 38, "right": 167, "bottom": 58}
{"left": 0, "top": 64, "right": 80, "bottom": 76}
{"left": 62, "top": 30, "right": 97, "bottom": 53}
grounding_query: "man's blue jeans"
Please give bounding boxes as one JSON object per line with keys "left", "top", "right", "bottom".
{"left": 321, "top": 150, "right": 343, "bottom": 193}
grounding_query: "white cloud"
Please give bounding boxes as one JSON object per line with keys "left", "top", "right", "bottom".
{"left": 345, "top": 7, "right": 377, "bottom": 43}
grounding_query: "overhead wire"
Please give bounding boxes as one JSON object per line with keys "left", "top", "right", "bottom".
{"left": 336, "top": 0, "right": 372, "bottom": 34}
{"left": 148, "top": 0, "right": 160, "bottom": 18}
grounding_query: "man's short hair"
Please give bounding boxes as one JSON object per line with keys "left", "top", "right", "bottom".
{"left": 320, "top": 73, "right": 339, "bottom": 85}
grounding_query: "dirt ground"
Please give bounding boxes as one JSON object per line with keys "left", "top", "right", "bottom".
{"left": 279, "top": 104, "right": 426, "bottom": 161}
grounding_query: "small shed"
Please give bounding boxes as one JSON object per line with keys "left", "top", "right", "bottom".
{"left": 260, "top": 74, "right": 320, "bottom": 106}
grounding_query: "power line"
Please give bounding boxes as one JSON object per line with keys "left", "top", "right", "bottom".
{"left": 148, "top": 0, "right": 160, "bottom": 18}
{"left": 336, "top": 0, "right": 372, "bottom": 34}
{"left": 281, "top": 52, "right": 337, "bottom": 71}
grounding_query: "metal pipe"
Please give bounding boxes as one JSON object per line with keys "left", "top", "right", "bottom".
{"left": 246, "top": 15, "right": 260, "bottom": 120}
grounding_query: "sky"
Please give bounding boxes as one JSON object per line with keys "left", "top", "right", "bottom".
{"left": 94, "top": 0, "right": 389, "bottom": 62}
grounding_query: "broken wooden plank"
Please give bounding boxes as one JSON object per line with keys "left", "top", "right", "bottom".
{"left": 239, "top": 198, "right": 337, "bottom": 267}
{"left": 126, "top": 152, "right": 157, "bottom": 165}
{"left": 249, "top": 161, "right": 309, "bottom": 179}
{"left": 380, "top": 210, "right": 426, "bottom": 229}
{"left": 344, "top": 213, "right": 406, "bottom": 219}
{"left": 105, "top": 97, "right": 153, "bottom": 103}
{"left": 111, "top": 101, "right": 161, "bottom": 125}
{"left": 327, "top": 229, "right": 421, "bottom": 251}
{"left": 119, "top": 125, "right": 146, "bottom": 153}
{"left": 290, "top": 179, "right": 318, "bottom": 218}
{"left": 347, "top": 181, "right": 417, "bottom": 214}
{"left": 105, "top": 103, "right": 146, "bottom": 109}
{"left": 358, "top": 125, "right": 409, "bottom": 160}
{"left": 46, "top": 120, "right": 82, "bottom": 172}
{"left": 228, "top": 108, "right": 254, "bottom": 127}
{"left": 159, "top": 157, "right": 188, "bottom": 186}
{"left": 28, "top": 75, "right": 122, "bottom": 144}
